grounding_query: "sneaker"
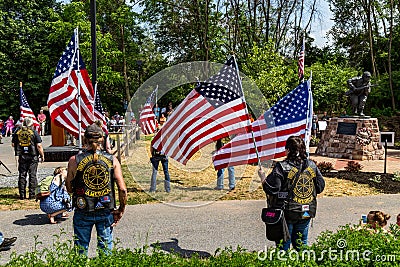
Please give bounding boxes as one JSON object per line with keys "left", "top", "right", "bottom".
{"left": 0, "top": 237, "right": 17, "bottom": 248}
{"left": 214, "top": 187, "right": 223, "bottom": 190}
{"left": 229, "top": 187, "right": 235, "bottom": 191}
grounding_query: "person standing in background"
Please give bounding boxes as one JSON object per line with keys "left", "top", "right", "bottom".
{"left": 12, "top": 117, "right": 44, "bottom": 200}
{"left": 37, "top": 110, "right": 46, "bottom": 136}
{"left": 5, "top": 116, "right": 14, "bottom": 137}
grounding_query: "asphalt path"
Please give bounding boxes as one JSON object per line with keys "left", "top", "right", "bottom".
{"left": 0, "top": 135, "right": 399, "bottom": 264}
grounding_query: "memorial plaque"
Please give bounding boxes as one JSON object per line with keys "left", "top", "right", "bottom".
{"left": 336, "top": 122, "right": 357, "bottom": 135}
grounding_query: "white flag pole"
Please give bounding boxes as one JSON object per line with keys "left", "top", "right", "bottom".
{"left": 304, "top": 71, "right": 313, "bottom": 157}
{"left": 75, "top": 28, "right": 82, "bottom": 150}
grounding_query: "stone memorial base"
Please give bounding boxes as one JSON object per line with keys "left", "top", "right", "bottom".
{"left": 316, "top": 117, "right": 384, "bottom": 160}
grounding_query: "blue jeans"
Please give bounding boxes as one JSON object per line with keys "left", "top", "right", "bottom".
{"left": 73, "top": 210, "right": 114, "bottom": 254}
{"left": 280, "top": 218, "right": 311, "bottom": 251}
{"left": 150, "top": 156, "right": 171, "bottom": 192}
{"left": 216, "top": 166, "right": 235, "bottom": 189}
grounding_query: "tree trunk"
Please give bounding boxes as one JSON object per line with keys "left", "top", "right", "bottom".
{"left": 121, "top": 25, "right": 130, "bottom": 102}
{"left": 388, "top": 0, "right": 395, "bottom": 110}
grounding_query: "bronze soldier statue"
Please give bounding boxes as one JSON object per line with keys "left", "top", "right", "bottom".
{"left": 346, "top": 71, "right": 372, "bottom": 116}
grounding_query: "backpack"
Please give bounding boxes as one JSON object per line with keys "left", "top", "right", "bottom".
{"left": 35, "top": 175, "right": 53, "bottom": 201}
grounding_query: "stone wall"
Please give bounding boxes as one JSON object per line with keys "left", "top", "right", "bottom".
{"left": 316, "top": 117, "right": 384, "bottom": 160}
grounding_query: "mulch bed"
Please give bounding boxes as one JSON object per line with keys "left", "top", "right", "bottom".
{"left": 324, "top": 171, "right": 400, "bottom": 194}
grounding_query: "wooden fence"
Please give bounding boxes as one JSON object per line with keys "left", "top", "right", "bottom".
{"left": 110, "top": 124, "right": 140, "bottom": 162}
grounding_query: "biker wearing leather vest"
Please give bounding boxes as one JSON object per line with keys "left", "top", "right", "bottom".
{"left": 66, "top": 121, "right": 127, "bottom": 254}
{"left": 12, "top": 117, "right": 44, "bottom": 200}
{"left": 259, "top": 136, "right": 325, "bottom": 251}
{"left": 73, "top": 150, "right": 115, "bottom": 212}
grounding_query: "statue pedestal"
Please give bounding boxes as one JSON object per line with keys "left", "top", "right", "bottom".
{"left": 316, "top": 117, "right": 384, "bottom": 160}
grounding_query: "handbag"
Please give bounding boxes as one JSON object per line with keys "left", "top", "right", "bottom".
{"left": 261, "top": 207, "right": 290, "bottom": 242}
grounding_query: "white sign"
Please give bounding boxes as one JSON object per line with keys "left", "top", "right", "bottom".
{"left": 318, "top": 121, "right": 327, "bottom": 131}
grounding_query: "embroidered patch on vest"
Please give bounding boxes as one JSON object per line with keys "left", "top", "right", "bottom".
{"left": 95, "top": 201, "right": 104, "bottom": 209}
{"left": 292, "top": 166, "right": 316, "bottom": 204}
{"left": 76, "top": 197, "right": 86, "bottom": 209}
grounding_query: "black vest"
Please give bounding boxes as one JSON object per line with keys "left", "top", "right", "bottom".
{"left": 72, "top": 150, "right": 115, "bottom": 212}
{"left": 15, "top": 126, "right": 37, "bottom": 156}
{"left": 271, "top": 159, "right": 318, "bottom": 221}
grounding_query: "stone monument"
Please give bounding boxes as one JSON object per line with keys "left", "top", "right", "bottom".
{"left": 316, "top": 117, "right": 384, "bottom": 160}
{"left": 316, "top": 72, "right": 384, "bottom": 160}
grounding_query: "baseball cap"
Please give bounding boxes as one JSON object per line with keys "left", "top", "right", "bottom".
{"left": 84, "top": 122, "right": 104, "bottom": 139}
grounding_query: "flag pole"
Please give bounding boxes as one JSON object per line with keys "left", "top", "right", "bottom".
{"left": 232, "top": 54, "right": 262, "bottom": 168}
{"left": 19, "top": 82, "right": 22, "bottom": 123}
{"left": 75, "top": 28, "right": 82, "bottom": 150}
{"left": 301, "top": 35, "right": 305, "bottom": 84}
{"left": 304, "top": 71, "right": 313, "bottom": 157}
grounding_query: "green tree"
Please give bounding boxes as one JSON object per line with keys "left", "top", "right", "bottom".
{"left": 0, "top": 0, "right": 63, "bottom": 119}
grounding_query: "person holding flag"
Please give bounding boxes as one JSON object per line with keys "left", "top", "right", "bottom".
{"left": 258, "top": 135, "right": 325, "bottom": 251}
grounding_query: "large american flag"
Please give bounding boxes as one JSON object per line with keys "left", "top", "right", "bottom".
{"left": 139, "top": 87, "right": 158, "bottom": 135}
{"left": 19, "top": 86, "right": 40, "bottom": 129}
{"left": 213, "top": 80, "right": 313, "bottom": 170}
{"left": 151, "top": 56, "right": 251, "bottom": 165}
{"left": 94, "top": 88, "right": 108, "bottom": 134}
{"left": 298, "top": 38, "right": 305, "bottom": 80}
{"left": 47, "top": 28, "right": 95, "bottom": 138}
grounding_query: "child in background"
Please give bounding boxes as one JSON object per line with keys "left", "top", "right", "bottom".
{"left": 366, "top": 210, "right": 391, "bottom": 230}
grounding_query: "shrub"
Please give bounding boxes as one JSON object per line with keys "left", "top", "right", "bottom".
{"left": 317, "top": 161, "right": 334, "bottom": 173}
{"left": 344, "top": 161, "right": 363, "bottom": 172}
{"left": 310, "top": 136, "right": 320, "bottom": 147}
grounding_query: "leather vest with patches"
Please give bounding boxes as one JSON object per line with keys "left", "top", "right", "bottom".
{"left": 276, "top": 160, "right": 318, "bottom": 221}
{"left": 15, "top": 126, "right": 37, "bottom": 156}
{"left": 73, "top": 150, "right": 115, "bottom": 212}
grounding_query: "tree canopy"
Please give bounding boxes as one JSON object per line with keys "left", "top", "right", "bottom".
{"left": 0, "top": 0, "right": 398, "bottom": 120}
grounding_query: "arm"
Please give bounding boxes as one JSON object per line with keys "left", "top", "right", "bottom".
{"left": 111, "top": 157, "right": 128, "bottom": 226}
{"left": 314, "top": 167, "right": 325, "bottom": 194}
{"left": 105, "top": 136, "right": 112, "bottom": 154}
{"left": 36, "top": 143, "right": 44, "bottom": 162}
{"left": 261, "top": 163, "right": 283, "bottom": 195}
{"left": 66, "top": 156, "right": 77, "bottom": 194}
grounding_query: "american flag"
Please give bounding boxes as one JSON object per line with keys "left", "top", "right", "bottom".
{"left": 151, "top": 56, "right": 251, "bottom": 165}
{"left": 298, "top": 38, "right": 305, "bottom": 80}
{"left": 19, "top": 86, "right": 40, "bottom": 129}
{"left": 94, "top": 88, "right": 108, "bottom": 134}
{"left": 213, "top": 80, "right": 313, "bottom": 170}
{"left": 47, "top": 28, "right": 95, "bottom": 138}
{"left": 139, "top": 87, "right": 158, "bottom": 135}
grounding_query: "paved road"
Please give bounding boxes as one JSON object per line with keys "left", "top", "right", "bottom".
{"left": 0, "top": 135, "right": 399, "bottom": 264}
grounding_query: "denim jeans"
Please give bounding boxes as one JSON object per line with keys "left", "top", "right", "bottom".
{"left": 279, "top": 218, "right": 311, "bottom": 251}
{"left": 18, "top": 155, "right": 39, "bottom": 199}
{"left": 73, "top": 210, "right": 114, "bottom": 254}
{"left": 216, "top": 166, "right": 235, "bottom": 189}
{"left": 150, "top": 156, "right": 171, "bottom": 192}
